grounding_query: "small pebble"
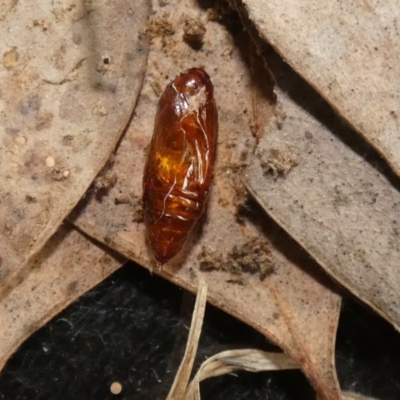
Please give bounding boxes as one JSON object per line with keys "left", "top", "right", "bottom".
{"left": 110, "top": 381, "right": 122, "bottom": 395}
{"left": 14, "top": 136, "right": 27, "bottom": 145}
{"left": 46, "top": 156, "right": 55, "bottom": 168}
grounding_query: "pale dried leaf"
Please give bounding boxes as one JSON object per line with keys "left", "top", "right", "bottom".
{"left": 70, "top": 1, "right": 342, "bottom": 399}
{"left": 167, "top": 280, "right": 207, "bottom": 400}
{"left": 185, "top": 349, "right": 299, "bottom": 400}
{"left": 0, "top": 224, "right": 124, "bottom": 372}
{"left": 246, "top": 51, "right": 400, "bottom": 331}
{"left": 233, "top": 0, "right": 400, "bottom": 176}
{"left": 342, "top": 392, "right": 379, "bottom": 400}
{"left": 0, "top": 0, "right": 149, "bottom": 288}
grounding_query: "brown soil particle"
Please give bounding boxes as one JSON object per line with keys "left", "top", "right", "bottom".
{"left": 199, "top": 237, "right": 273, "bottom": 281}
{"left": 183, "top": 17, "right": 206, "bottom": 49}
{"left": 260, "top": 148, "right": 298, "bottom": 178}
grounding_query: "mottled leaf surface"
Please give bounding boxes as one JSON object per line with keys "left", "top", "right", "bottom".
{"left": 0, "top": 0, "right": 149, "bottom": 287}
{"left": 70, "top": 1, "right": 342, "bottom": 398}
{"left": 0, "top": 225, "right": 124, "bottom": 372}
{"left": 234, "top": 0, "right": 400, "bottom": 176}
{"left": 246, "top": 49, "right": 400, "bottom": 332}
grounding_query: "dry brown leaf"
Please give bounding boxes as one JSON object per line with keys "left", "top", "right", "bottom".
{"left": 167, "top": 280, "right": 207, "bottom": 400}
{"left": 0, "top": 224, "right": 124, "bottom": 372}
{"left": 70, "top": 1, "right": 342, "bottom": 399}
{"left": 246, "top": 49, "right": 400, "bottom": 332}
{"left": 0, "top": 0, "right": 149, "bottom": 288}
{"left": 185, "top": 349, "right": 299, "bottom": 400}
{"left": 342, "top": 393, "right": 379, "bottom": 400}
{"left": 168, "top": 280, "right": 298, "bottom": 400}
{"left": 232, "top": 0, "right": 400, "bottom": 177}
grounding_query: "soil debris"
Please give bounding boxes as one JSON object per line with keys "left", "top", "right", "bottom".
{"left": 199, "top": 237, "right": 273, "bottom": 281}
{"left": 147, "top": 16, "right": 175, "bottom": 38}
{"left": 183, "top": 17, "right": 206, "bottom": 49}
{"left": 260, "top": 148, "right": 298, "bottom": 178}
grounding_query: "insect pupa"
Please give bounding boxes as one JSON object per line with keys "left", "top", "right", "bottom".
{"left": 143, "top": 68, "right": 218, "bottom": 264}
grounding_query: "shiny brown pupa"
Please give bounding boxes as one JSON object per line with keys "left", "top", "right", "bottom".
{"left": 143, "top": 68, "right": 218, "bottom": 264}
